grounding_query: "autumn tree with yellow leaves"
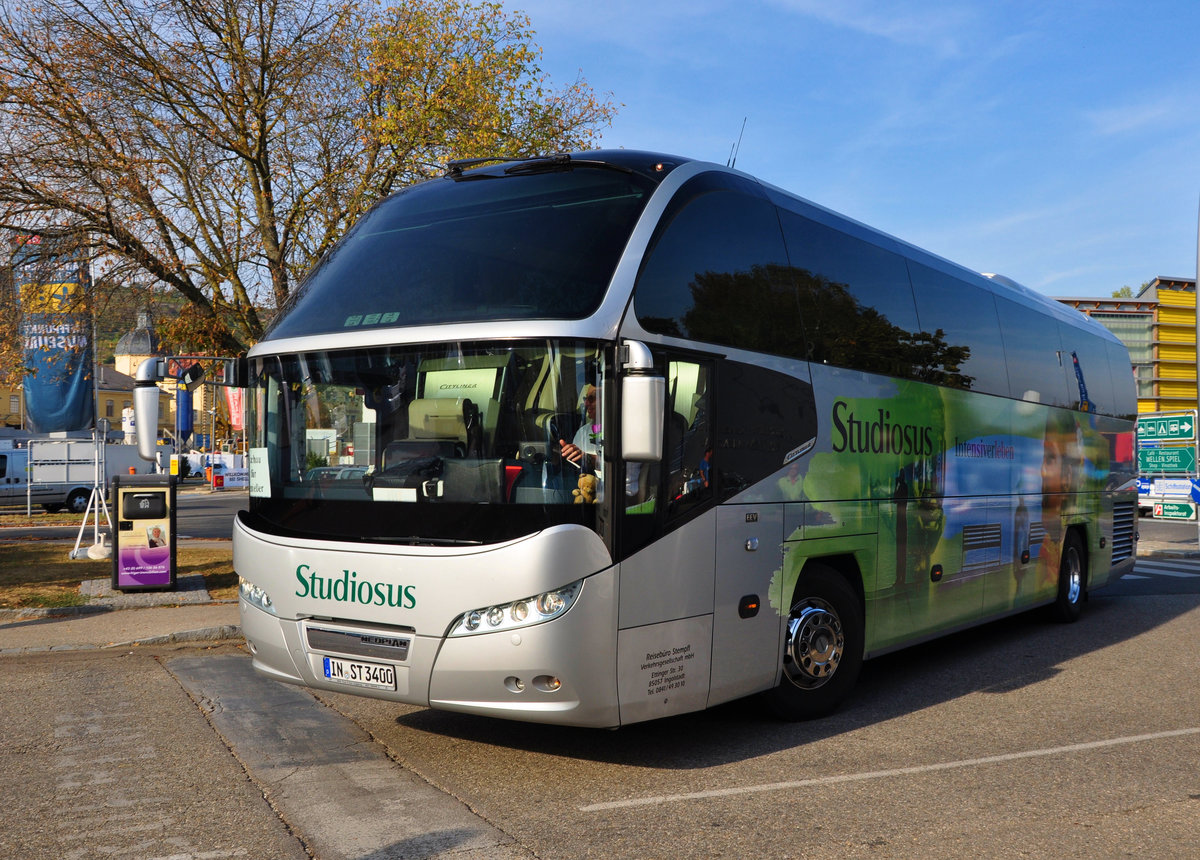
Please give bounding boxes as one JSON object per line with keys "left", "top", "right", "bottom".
{"left": 0, "top": 0, "right": 615, "bottom": 380}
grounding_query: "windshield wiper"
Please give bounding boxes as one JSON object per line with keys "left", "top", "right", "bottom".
{"left": 445, "top": 156, "right": 526, "bottom": 178}
{"left": 445, "top": 153, "right": 635, "bottom": 180}
{"left": 390, "top": 536, "right": 484, "bottom": 547}
{"left": 505, "top": 154, "right": 634, "bottom": 177}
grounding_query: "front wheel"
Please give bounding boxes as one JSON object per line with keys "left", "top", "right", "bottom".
{"left": 765, "top": 565, "right": 864, "bottom": 721}
{"left": 1052, "top": 530, "right": 1087, "bottom": 623}
{"left": 65, "top": 489, "right": 90, "bottom": 514}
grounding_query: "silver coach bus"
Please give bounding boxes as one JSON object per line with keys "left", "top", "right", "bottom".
{"left": 184, "top": 151, "right": 1135, "bottom": 727}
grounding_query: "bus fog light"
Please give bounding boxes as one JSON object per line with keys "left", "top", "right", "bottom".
{"left": 504, "top": 676, "right": 525, "bottom": 693}
{"left": 533, "top": 675, "right": 561, "bottom": 692}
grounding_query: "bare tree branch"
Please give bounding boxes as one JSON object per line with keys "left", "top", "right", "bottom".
{"left": 0, "top": 0, "right": 616, "bottom": 363}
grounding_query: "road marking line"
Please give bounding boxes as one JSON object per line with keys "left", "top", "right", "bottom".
{"left": 1132, "top": 562, "right": 1200, "bottom": 578}
{"left": 1121, "top": 574, "right": 1151, "bottom": 580}
{"left": 579, "top": 727, "right": 1200, "bottom": 812}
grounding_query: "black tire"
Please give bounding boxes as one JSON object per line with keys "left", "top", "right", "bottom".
{"left": 65, "top": 489, "right": 90, "bottom": 514}
{"left": 766, "top": 564, "right": 864, "bottom": 721}
{"left": 1053, "top": 529, "right": 1087, "bottom": 623}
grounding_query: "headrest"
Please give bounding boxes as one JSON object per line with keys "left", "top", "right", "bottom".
{"left": 408, "top": 398, "right": 466, "bottom": 440}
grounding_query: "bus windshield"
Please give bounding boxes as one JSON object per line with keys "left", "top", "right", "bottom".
{"left": 264, "top": 166, "right": 657, "bottom": 340}
{"left": 244, "top": 340, "right": 614, "bottom": 546}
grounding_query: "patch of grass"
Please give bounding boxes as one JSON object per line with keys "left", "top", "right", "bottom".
{"left": 0, "top": 509, "right": 87, "bottom": 527}
{"left": 176, "top": 550, "right": 238, "bottom": 600}
{"left": 21, "top": 590, "right": 90, "bottom": 609}
{"left": 0, "top": 542, "right": 236, "bottom": 608}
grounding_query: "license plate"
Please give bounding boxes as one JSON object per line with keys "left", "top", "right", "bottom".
{"left": 322, "top": 656, "right": 396, "bottom": 691}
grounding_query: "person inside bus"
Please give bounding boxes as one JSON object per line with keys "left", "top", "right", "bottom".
{"left": 559, "top": 384, "right": 601, "bottom": 471}
{"left": 558, "top": 383, "right": 642, "bottom": 500}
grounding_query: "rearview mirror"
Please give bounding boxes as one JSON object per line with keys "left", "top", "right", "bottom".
{"left": 621, "top": 374, "right": 665, "bottom": 462}
{"left": 620, "top": 340, "right": 664, "bottom": 462}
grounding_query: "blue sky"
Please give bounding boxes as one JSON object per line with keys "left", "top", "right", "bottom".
{"left": 515, "top": 0, "right": 1200, "bottom": 298}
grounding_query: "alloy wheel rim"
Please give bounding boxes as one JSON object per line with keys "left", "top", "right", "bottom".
{"left": 783, "top": 598, "right": 844, "bottom": 690}
{"left": 1065, "top": 548, "right": 1082, "bottom": 604}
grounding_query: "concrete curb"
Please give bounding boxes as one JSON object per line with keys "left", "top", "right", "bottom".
{"left": 0, "top": 624, "right": 243, "bottom": 655}
{"left": 1139, "top": 549, "right": 1200, "bottom": 559}
{"left": 115, "top": 624, "right": 244, "bottom": 648}
{"left": 0, "top": 604, "right": 113, "bottom": 622}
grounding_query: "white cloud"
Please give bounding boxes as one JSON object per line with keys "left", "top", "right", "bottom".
{"left": 1083, "top": 98, "right": 1177, "bottom": 136}
{"left": 766, "top": 0, "right": 976, "bottom": 56}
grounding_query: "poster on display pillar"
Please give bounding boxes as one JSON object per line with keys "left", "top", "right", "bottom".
{"left": 112, "top": 476, "right": 177, "bottom": 591}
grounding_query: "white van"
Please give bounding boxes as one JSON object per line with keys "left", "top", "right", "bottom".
{"left": 0, "top": 443, "right": 149, "bottom": 512}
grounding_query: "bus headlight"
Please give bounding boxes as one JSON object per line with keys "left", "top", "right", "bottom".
{"left": 238, "top": 576, "right": 276, "bottom": 615}
{"left": 449, "top": 581, "right": 581, "bottom": 637}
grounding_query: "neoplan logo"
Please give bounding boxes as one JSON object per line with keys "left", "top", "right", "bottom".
{"left": 295, "top": 564, "right": 416, "bottom": 609}
{"left": 831, "top": 400, "right": 934, "bottom": 457}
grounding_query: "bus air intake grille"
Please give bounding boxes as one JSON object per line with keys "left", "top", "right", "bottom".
{"left": 1110, "top": 501, "right": 1136, "bottom": 564}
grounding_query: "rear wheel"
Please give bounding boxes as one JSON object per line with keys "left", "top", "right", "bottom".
{"left": 1053, "top": 530, "right": 1086, "bottom": 623}
{"left": 766, "top": 565, "right": 864, "bottom": 720}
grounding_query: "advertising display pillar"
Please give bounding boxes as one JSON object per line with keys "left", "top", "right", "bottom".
{"left": 111, "top": 475, "right": 177, "bottom": 591}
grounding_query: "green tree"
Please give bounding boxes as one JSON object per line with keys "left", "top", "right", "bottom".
{"left": 0, "top": 0, "right": 615, "bottom": 372}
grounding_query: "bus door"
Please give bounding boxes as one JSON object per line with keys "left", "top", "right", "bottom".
{"left": 615, "top": 358, "right": 717, "bottom": 724}
{"left": 710, "top": 504, "right": 784, "bottom": 706}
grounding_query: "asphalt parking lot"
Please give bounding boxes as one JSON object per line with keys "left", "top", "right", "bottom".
{"left": 1, "top": 519, "right": 1197, "bottom": 858}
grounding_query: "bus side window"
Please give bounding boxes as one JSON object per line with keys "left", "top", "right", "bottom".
{"left": 665, "top": 361, "right": 712, "bottom": 516}
{"left": 632, "top": 173, "right": 800, "bottom": 360}
{"left": 1059, "top": 320, "right": 1116, "bottom": 415}
{"left": 907, "top": 260, "right": 1008, "bottom": 396}
{"left": 776, "top": 208, "right": 920, "bottom": 378}
{"left": 620, "top": 358, "right": 713, "bottom": 553}
{"left": 995, "top": 296, "right": 1073, "bottom": 408}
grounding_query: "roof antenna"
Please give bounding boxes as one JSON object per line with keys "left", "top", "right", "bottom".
{"left": 727, "top": 117, "right": 747, "bottom": 168}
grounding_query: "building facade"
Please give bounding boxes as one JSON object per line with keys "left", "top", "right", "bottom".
{"left": 1, "top": 367, "right": 173, "bottom": 436}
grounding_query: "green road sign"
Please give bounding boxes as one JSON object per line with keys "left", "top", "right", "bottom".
{"left": 1137, "top": 413, "right": 1196, "bottom": 442}
{"left": 1154, "top": 501, "right": 1196, "bottom": 520}
{"left": 1138, "top": 446, "right": 1197, "bottom": 473}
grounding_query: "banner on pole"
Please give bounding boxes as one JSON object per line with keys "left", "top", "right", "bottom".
{"left": 224, "top": 387, "right": 245, "bottom": 431}
{"left": 13, "top": 233, "right": 93, "bottom": 433}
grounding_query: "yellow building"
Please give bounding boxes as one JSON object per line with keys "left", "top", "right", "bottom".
{"left": 0, "top": 381, "right": 23, "bottom": 428}
{"left": 1144, "top": 277, "right": 1197, "bottom": 414}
